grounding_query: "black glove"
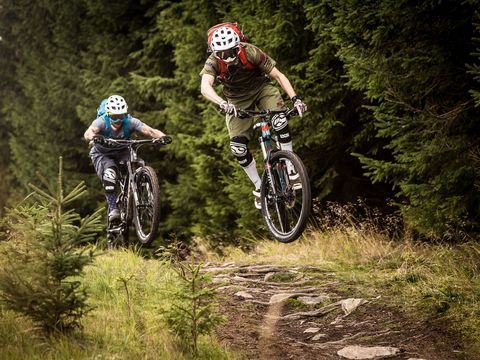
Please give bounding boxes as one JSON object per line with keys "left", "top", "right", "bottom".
{"left": 291, "top": 95, "right": 308, "bottom": 117}
{"left": 93, "top": 135, "right": 106, "bottom": 145}
{"left": 153, "top": 136, "right": 172, "bottom": 146}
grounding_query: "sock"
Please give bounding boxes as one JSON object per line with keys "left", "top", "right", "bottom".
{"left": 279, "top": 142, "right": 297, "bottom": 174}
{"left": 243, "top": 159, "right": 262, "bottom": 190}
{"left": 280, "top": 141, "right": 293, "bottom": 152}
{"left": 106, "top": 193, "right": 117, "bottom": 212}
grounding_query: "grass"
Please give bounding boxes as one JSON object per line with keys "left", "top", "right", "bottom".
{"left": 0, "top": 248, "right": 238, "bottom": 360}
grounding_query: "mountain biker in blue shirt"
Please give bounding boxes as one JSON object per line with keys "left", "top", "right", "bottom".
{"left": 200, "top": 24, "right": 307, "bottom": 209}
{"left": 84, "top": 95, "right": 168, "bottom": 222}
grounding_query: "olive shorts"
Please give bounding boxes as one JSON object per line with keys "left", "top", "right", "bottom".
{"left": 226, "top": 84, "right": 285, "bottom": 140}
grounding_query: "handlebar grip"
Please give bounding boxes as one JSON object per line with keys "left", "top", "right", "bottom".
{"left": 236, "top": 110, "right": 250, "bottom": 119}
{"left": 286, "top": 107, "right": 299, "bottom": 117}
{"left": 161, "top": 136, "right": 172, "bottom": 145}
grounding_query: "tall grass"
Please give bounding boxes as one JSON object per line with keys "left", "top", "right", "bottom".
{"left": 0, "top": 248, "right": 237, "bottom": 360}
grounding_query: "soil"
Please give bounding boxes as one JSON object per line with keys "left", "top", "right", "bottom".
{"left": 205, "top": 263, "right": 478, "bottom": 360}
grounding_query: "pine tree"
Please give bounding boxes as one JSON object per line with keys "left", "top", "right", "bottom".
{"left": 160, "top": 254, "right": 225, "bottom": 355}
{"left": 0, "top": 157, "right": 102, "bottom": 333}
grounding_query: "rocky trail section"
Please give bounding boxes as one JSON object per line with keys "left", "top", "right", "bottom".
{"left": 204, "top": 263, "right": 472, "bottom": 360}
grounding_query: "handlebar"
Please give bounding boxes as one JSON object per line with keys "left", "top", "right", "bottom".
{"left": 106, "top": 136, "right": 172, "bottom": 146}
{"left": 91, "top": 135, "right": 172, "bottom": 148}
{"left": 236, "top": 107, "right": 299, "bottom": 119}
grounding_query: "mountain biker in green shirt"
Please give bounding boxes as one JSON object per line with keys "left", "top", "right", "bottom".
{"left": 200, "top": 24, "right": 307, "bottom": 209}
{"left": 84, "top": 95, "right": 168, "bottom": 222}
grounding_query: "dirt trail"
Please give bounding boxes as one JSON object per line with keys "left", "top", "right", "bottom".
{"left": 205, "top": 262, "right": 475, "bottom": 360}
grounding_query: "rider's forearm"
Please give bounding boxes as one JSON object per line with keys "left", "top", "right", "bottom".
{"left": 84, "top": 127, "right": 97, "bottom": 142}
{"left": 268, "top": 67, "right": 297, "bottom": 100}
{"left": 201, "top": 77, "right": 224, "bottom": 105}
{"left": 140, "top": 125, "right": 166, "bottom": 138}
{"left": 202, "top": 88, "right": 224, "bottom": 105}
{"left": 275, "top": 72, "right": 297, "bottom": 100}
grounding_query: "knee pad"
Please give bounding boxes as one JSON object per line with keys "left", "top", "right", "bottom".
{"left": 272, "top": 113, "right": 291, "bottom": 143}
{"left": 230, "top": 136, "right": 253, "bottom": 167}
{"left": 102, "top": 167, "right": 117, "bottom": 193}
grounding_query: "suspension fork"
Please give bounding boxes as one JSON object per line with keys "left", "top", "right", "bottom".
{"left": 127, "top": 145, "right": 146, "bottom": 208}
{"left": 127, "top": 161, "right": 140, "bottom": 208}
{"left": 258, "top": 121, "right": 280, "bottom": 196}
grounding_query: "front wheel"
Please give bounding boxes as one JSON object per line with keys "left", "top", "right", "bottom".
{"left": 132, "top": 166, "right": 161, "bottom": 245}
{"left": 260, "top": 150, "right": 311, "bottom": 243}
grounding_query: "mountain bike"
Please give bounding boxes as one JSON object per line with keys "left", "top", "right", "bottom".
{"left": 102, "top": 137, "right": 172, "bottom": 249}
{"left": 237, "top": 108, "right": 311, "bottom": 243}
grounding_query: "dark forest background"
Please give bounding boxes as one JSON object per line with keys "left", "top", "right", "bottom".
{"left": 0, "top": 0, "right": 479, "bottom": 244}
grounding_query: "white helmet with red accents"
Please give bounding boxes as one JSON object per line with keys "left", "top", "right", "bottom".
{"left": 105, "top": 95, "right": 128, "bottom": 115}
{"left": 210, "top": 26, "right": 240, "bottom": 52}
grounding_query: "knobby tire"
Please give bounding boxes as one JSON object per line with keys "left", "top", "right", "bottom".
{"left": 260, "top": 150, "right": 311, "bottom": 243}
{"left": 133, "top": 166, "right": 161, "bottom": 245}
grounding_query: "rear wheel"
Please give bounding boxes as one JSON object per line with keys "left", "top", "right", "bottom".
{"left": 133, "top": 166, "right": 161, "bottom": 245}
{"left": 260, "top": 150, "right": 311, "bottom": 243}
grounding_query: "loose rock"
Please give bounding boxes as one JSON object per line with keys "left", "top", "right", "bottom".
{"left": 337, "top": 345, "right": 401, "bottom": 359}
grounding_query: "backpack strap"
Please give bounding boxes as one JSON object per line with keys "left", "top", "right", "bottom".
{"left": 218, "top": 60, "right": 228, "bottom": 80}
{"left": 123, "top": 115, "right": 131, "bottom": 138}
{"left": 238, "top": 47, "right": 255, "bottom": 70}
{"left": 103, "top": 115, "right": 112, "bottom": 137}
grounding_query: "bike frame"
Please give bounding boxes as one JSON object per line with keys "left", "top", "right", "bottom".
{"left": 254, "top": 119, "right": 284, "bottom": 196}
{"left": 247, "top": 109, "right": 295, "bottom": 196}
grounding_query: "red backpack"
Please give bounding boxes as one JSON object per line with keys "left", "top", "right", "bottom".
{"left": 207, "top": 22, "right": 256, "bottom": 80}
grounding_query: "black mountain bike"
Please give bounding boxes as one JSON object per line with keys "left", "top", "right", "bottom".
{"left": 237, "top": 108, "right": 311, "bottom": 243}
{"left": 102, "top": 137, "right": 171, "bottom": 249}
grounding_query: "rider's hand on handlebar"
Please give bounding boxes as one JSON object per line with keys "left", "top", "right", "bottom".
{"left": 93, "top": 135, "right": 106, "bottom": 145}
{"left": 219, "top": 100, "right": 238, "bottom": 117}
{"left": 291, "top": 96, "right": 308, "bottom": 117}
{"left": 153, "top": 136, "right": 172, "bottom": 146}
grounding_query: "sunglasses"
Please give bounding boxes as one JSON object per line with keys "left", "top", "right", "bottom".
{"left": 215, "top": 47, "right": 239, "bottom": 61}
{"left": 108, "top": 113, "right": 126, "bottom": 123}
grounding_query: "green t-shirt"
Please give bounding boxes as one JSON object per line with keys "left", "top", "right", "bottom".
{"left": 200, "top": 43, "right": 276, "bottom": 101}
